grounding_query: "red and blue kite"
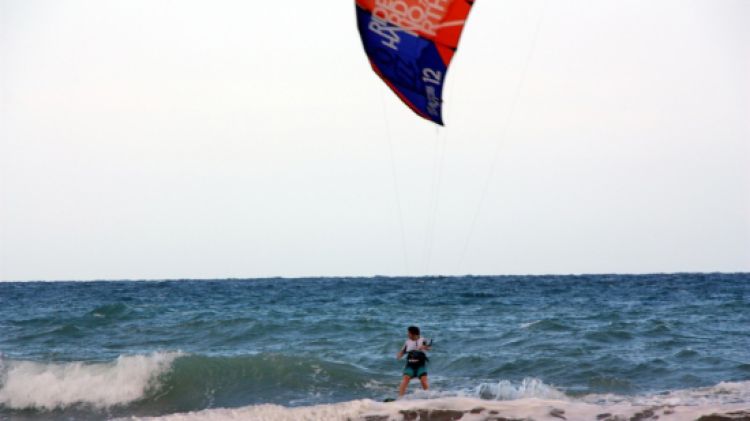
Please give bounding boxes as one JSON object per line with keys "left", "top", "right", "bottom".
{"left": 355, "top": 0, "right": 475, "bottom": 125}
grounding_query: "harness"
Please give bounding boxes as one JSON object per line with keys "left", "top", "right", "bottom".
{"left": 407, "top": 350, "right": 429, "bottom": 365}
{"left": 403, "top": 339, "right": 430, "bottom": 366}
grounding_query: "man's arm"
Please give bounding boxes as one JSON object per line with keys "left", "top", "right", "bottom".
{"left": 396, "top": 344, "right": 406, "bottom": 359}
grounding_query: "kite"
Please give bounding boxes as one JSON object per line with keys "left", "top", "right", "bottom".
{"left": 355, "top": 0, "right": 475, "bottom": 125}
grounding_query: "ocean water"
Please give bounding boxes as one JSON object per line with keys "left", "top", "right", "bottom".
{"left": 0, "top": 273, "right": 748, "bottom": 420}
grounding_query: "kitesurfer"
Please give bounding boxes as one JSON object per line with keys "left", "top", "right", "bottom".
{"left": 396, "top": 326, "right": 431, "bottom": 397}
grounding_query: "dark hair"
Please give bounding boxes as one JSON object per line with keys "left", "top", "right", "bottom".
{"left": 408, "top": 326, "right": 420, "bottom": 336}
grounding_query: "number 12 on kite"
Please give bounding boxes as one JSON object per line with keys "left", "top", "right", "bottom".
{"left": 355, "top": 0, "right": 475, "bottom": 125}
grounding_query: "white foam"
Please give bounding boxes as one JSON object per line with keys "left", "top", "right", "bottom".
{"left": 121, "top": 380, "right": 750, "bottom": 421}
{"left": 583, "top": 380, "right": 750, "bottom": 407}
{"left": 120, "top": 395, "right": 750, "bottom": 421}
{"left": 382, "top": 377, "right": 566, "bottom": 403}
{"left": 474, "top": 377, "right": 566, "bottom": 400}
{"left": 123, "top": 399, "right": 377, "bottom": 421}
{"left": 519, "top": 320, "right": 541, "bottom": 329}
{"left": 0, "top": 351, "right": 181, "bottom": 410}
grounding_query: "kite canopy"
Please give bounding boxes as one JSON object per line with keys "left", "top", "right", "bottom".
{"left": 355, "top": 0, "right": 475, "bottom": 125}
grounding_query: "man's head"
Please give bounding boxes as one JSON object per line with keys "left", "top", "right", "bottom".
{"left": 407, "top": 326, "right": 420, "bottom": 340}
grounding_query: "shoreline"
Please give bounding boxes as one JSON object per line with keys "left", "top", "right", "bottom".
{"left": 120, "top": 397, "right": 750, "bottom": 421}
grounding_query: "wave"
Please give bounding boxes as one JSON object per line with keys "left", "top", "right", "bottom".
{"left": 0, "top": 351, "right": 179, "bottom": 410}
{"left": 0, "top": 352, "right": 384, "bottom": 413}
{"left": 3, "top": 352, "right": 750, "bottom": 420}
{"left": 474, "top": 377, "right": 566, "bottom": 400}
{"left": 519, "top": 319, "right": 570, "bottom": 332}
{"left": 149, "top": 353, "right": 385, "bottom": 409}
{"left": 89, "top": 302, "right": 131, "bottom": 319}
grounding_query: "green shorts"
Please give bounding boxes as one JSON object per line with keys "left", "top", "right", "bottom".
{"left": 403, "top": 364, "right": 427, "bottom": 379}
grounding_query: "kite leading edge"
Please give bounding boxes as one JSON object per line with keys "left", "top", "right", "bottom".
{"left": 355, "top": 0, "right": 475, "bottom": 125}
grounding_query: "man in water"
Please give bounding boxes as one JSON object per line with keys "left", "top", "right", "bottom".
{"left": 396, "top": 326, "right": 431, "bottom": 397}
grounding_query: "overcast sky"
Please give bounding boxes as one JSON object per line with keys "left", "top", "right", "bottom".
{"left": 1, "top": 0, "right": 748, "bottom": 281}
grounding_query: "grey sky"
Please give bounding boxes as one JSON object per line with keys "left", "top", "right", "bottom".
{"left": 1, "top": 0, "right": 748, "bottom": 281}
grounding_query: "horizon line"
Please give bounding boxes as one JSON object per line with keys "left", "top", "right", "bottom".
{"left": 1, "top": 271, "right": 748, "bottom": 283}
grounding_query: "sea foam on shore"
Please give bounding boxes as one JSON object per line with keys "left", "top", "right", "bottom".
{"left": 122, "top": 395, "right": 750, "bottom": 421}
{"left": 119, "top": 380, "right": 750, "bottom": 421}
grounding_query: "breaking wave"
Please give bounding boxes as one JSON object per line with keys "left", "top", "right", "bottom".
{"left": 0, "top": 351, "right": 179, "bottom": 410}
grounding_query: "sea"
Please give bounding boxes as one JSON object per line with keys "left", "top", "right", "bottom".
{"left": 0, "top": 273, "right": 748, "bottom": 420}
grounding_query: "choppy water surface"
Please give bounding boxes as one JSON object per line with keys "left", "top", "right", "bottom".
{"left": 0, "top": 273, "right": 748, "bottom": 419}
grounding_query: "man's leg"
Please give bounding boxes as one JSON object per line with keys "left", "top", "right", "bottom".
{"left": 398, "top": 375, "right": 411, "bottom": 396}
{"left": 419, "top": 374, "right": 429, "bottom": 391}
